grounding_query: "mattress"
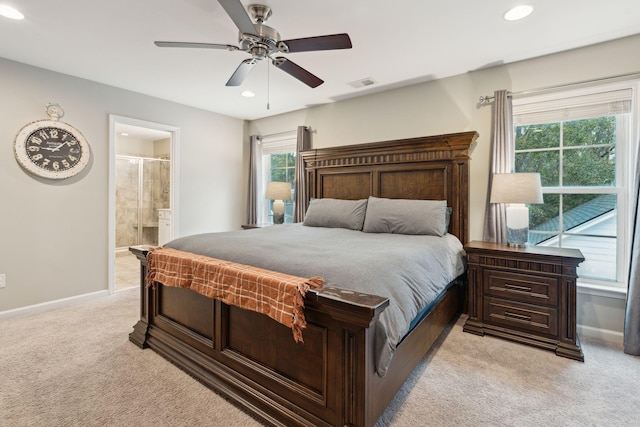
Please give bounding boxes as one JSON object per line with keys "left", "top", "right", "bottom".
{"left": 165, "top": 223, "right": 466, "bottom": 375}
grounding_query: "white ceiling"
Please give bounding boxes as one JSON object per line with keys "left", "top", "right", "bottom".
{"left": 1, "top": 0, "right": 639, "bottom": 121}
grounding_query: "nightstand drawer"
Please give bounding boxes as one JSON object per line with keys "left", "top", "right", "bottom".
{"left": 483, "top": 269, "right": 558, "bottom": 306}
{"left": 483, "top": 297, "right": 558, "bottom": 337}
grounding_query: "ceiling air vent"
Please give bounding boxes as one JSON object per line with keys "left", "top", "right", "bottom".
{"left": 348, "top": 78, "right": 377, "bottom": 89}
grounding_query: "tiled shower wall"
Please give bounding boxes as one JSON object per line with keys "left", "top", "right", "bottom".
{"left": 115, "top": 157, "right": 170, "bottom": 248}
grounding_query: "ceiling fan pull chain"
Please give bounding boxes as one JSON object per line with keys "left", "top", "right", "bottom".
{"left": 267, "top": 58, "right": 270, "bottom": 110}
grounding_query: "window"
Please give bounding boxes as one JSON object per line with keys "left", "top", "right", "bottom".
{"left": 513, "top": 83, "right": 637, "bottom": 289}
{"left": 256, "top": 132, "right": 296, "bottom": 224}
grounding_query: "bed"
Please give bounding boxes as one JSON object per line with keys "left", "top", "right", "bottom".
{"left": 129, "top": 131, "right": 478, "bottom": 427}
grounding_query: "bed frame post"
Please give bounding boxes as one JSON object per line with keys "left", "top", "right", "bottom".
{"left": 342, "top": 326, "right": 373, "bottom": 426}
{"left": 128, "top": 245, "right": 154, "bottom": 348}
{"left": 309, "top": 291, "right": 389, "bottom": 426}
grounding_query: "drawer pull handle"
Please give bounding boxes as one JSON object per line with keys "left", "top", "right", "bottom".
{"left": 504, "top": 312, "right": 531, "bottom": 322}
{"left": 504, "top": 283, "right": 532, "bottom": 293}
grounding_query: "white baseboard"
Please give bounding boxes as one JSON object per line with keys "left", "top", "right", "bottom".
{"left": 0, "top": 290, "right": 110, "bottom": 321}
{"left": 578, "top": 324, "right": 624, "bottom": 345}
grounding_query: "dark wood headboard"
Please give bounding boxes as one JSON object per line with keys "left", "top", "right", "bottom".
{"left": 300, "top": 131, "right": 478, "bottom": 244}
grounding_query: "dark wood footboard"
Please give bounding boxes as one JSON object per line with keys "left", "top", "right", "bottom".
{"left": 129, "top": 246, "right": 463, "bottom": 426}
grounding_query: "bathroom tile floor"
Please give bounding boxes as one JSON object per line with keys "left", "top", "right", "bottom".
{"left": 115, "top": 251, "right": 140, "bottom": 290}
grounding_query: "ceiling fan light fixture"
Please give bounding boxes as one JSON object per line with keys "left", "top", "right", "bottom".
{"left": 241, "top": 90, "right": 255, "bottom": 97}
{"left": 504, "top": 5, "right": 533, "bottom": 21}
{"left": 0, "top": 5, "right": 25, "bottom": 20}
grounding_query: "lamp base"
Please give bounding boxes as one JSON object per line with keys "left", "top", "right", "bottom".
{"left": 507, "top": 242, "right": 527, "bottom": 248}
{"left": 505, "top": 204, "right": 530, "bottom": 247}
{"left": 506, "top": 225, "right": 529, "bottom": 247}
{"left": 272, "top": 199, "right": 285, "bottom": 224}
{"left": 273, "top": 213, "right": 284, "bottom": 224}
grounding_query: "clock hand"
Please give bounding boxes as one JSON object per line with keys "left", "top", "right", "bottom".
{"left": 49, "top": 141, "right": 69, "bottom": 152}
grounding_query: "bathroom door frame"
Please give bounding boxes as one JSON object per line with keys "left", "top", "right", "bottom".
{"left": 108, "top": 115, "right": 180, "bottom": 294}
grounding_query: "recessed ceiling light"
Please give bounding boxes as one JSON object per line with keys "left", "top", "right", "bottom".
{"left": 504, "top": 5, "right": 533, "bottom": 21}
{"left": 241, "top": 90, "right": 255, "bottom": 98}
{"left": 0, "top": 5, "right": 24, "bottom": 20}
{"left": 120, "top": 133, "right": 129, "bottom": 136}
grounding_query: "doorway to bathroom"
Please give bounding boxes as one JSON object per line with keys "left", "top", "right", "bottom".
{"left": 109, "top": 116, "right": 179, "bottom": 293}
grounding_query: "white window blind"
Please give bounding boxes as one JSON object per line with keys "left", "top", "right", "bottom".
{"left": 514, "top": 89, "right": 632, "bottom": 125}
{"left": 259, "top": 131, "right": 297, "bottom": 154}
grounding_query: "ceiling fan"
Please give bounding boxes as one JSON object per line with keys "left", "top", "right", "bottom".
{"left": 155, "top": 0, "right": 352, "bottom": 88}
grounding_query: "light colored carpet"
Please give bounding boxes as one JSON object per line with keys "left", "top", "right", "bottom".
{"left": 1, "top": 288, "right": 639, "bottom": 426}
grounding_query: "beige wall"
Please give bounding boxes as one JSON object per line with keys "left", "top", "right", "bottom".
{"left": 0, "top": 58, "right": 245, "bottom": 311}
{"left": 249, "top": 34, "right": 640, "bottom": 338}
{"left": 116, "top": 137, "right": 155, "bottom": 157}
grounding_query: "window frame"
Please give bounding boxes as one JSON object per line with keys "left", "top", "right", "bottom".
{"left": 512, "top": 81, "right": 639, "bottom": 291}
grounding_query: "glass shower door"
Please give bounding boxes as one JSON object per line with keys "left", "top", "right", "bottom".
{"left": 115, "top": 157, "right": 171, "bottom": 248}
{"left": 140, "top": 159, "right": 170, "bottom": 246}
{"left": 115, "top": 157, "right": 140, "bottom": 249}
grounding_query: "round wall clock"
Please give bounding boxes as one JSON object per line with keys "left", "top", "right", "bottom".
{"left": 14, "top": 104, "right": 91, "bottom": 179}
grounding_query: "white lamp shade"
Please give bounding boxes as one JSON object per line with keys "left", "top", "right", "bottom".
{"left": 490, "top": 173, "right": 543, "bottom": 204}
{"left": 265, "top": 181, "right": 292, "bottom": 201}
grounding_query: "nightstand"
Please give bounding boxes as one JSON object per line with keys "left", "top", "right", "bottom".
{"left": 463, "top": 241, "right": 585, "bottom": 361}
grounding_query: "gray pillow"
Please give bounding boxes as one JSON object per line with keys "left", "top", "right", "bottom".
{"left": 362, "top": 197, "right": 448, "bottom": 236}
{"left": 303, "top": 198, "right": 368, "bottom": 230}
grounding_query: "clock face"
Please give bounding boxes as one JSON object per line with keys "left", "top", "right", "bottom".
{"left": 14, "top": 120, "right": 91, "bottom": 179}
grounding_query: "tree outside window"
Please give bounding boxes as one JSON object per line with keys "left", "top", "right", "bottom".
{"left": 516, "top": 117, "right": 616, "bottom": 229}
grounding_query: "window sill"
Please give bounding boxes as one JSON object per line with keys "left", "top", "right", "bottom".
{"left": 577, "top": 280, "right": 627, "bottom": 300}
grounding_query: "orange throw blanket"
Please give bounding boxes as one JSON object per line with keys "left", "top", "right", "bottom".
{"left": 146, "top": 247, "right": 324, "bottom": 342}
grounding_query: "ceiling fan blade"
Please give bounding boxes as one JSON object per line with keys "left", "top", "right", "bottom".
{"left": 155, "top": 41, "right": 239, "bottom": 51}
{"left": 279, "top": 33, "right": 352, "bottom": 53}
{"left": 226, "top": 58, "right": 257, "bottom": 86}
{"left": 272, "top": 57, "right": 323, "bottom": 88}
{"left": 217, "top": 0, "right": 257, "bottom": 35}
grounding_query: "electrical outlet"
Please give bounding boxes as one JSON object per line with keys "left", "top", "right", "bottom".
{"left": 0, "top": 273, "right": 5, "bottom": 288}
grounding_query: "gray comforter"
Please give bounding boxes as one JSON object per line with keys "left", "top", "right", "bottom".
{"left": 165, "top": 223, "right": 466, "bottom": 375}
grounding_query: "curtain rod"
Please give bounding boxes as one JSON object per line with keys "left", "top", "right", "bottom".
{"left": 478, "top": 70, "right": 640, "bottom": 104}
{"left": 258, "top": 127, "right": 316, "bottom": 141}
{"left": 257, "top": 129, "right": 297, "bottom": 140}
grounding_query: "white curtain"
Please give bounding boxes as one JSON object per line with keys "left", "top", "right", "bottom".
{"left": 293, "top": 126, "right": 311, "bottom": 222}
{"left": 246, "top": 135, "right": 261, "bottom": 224}
{"left": 483, "top": 90, "right": 514, "bottom": 243}
{"left": 625, "top": 134, "right": 640, "bottom": 355}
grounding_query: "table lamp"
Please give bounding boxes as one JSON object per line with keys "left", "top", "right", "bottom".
{"left": 490, "top": 172, "right": 543, "bottom": 246}
{"left": 265, "top": 181, "right": 292, "bottom": 224}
